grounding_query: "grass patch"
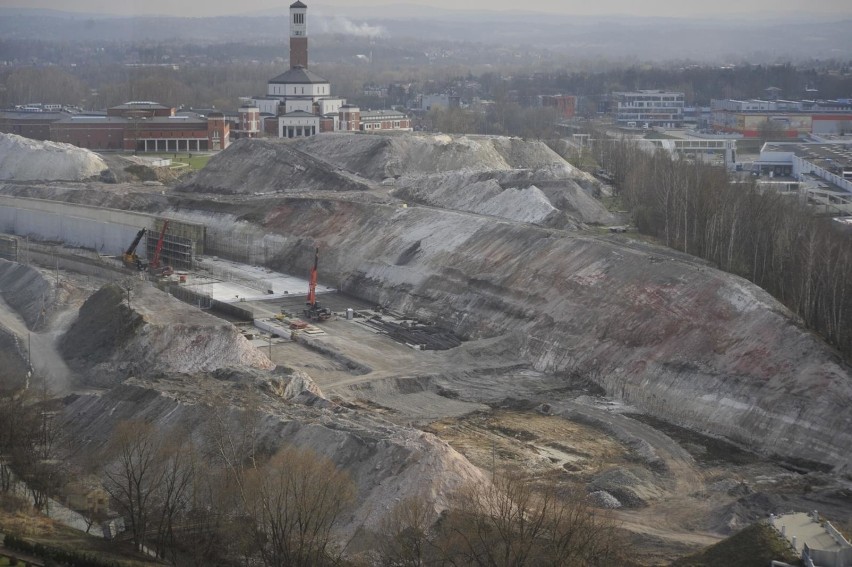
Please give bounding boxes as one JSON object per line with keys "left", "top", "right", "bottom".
{"left": 146, "top": 153, "right": 211, "bottom": 171}
{"left": 671, "top": 522, "right": 801, "bottom": 567}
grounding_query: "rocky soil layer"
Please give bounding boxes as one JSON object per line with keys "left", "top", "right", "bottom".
{"left": 294, "top": 133, "right": 580, "bottom": 180}
{"left": 392, "top": 167, "right": 615, "bottom": 228}
{"left": 177, "top": 137, "right": 372, "bottom": 194}
{"left": 59, "top": 371, "right": 489, "bottom": 535}
{"left": 0, "top": 133, "right": 108, "bottom": 181}
{"left": 163, "top": 195, "right": 852, "bottom": 472}
{"left": 59, "top": 281, "right": 273, "bottom": 387}
{"left": 0, "top": 259, "right": 55, "bottom": 329}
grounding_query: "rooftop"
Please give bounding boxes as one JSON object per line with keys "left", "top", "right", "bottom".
{"left": 110, "top": 101, "right": 172, "bottom": 111}
{"left": 763, "top": 142, "right": 852, "bottom": 171}
{"left": 771, "top": 512, "right": 850, "bottom": 555}
{"left": 361, "top": 110, "right": 407, "bottom": 119}
{"left": 269, "top": 66, "right": 328, "bottom": 85}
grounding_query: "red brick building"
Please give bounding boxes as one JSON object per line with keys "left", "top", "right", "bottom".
{"left": 359, "top": 110, "right": 412, "bottom": 132}
{"left": 3, "top": 102, "right": 229, "bottom": 153}
{"left": 541, "top": 95, "right": 576, "bottom": 119}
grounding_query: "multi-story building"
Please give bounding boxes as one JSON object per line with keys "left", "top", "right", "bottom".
{"left": 1, "top": 101, "right": 230, "bottom": 152}
{"left": 611, "top": 90, "right": 684, "bottom": 128}
{"left": 711, "top": 98, "right": 852, "bottom": 137}
{"left": 360, "top": 110, "right": 412, "bottom": 132}
{"left": 540, "top": 95, "right": 576, "bottom": 119}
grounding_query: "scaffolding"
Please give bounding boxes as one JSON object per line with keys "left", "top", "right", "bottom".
{"left": 145, "top": 220, "right": 195, "bottom": 270}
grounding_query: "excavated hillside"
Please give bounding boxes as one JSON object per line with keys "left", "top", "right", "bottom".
{"left": 59, "top": 281, "right": 273, "bottom": 387}
{"left": 294, "top": 133, "right": 580, "bottom": 179}
{"left": 178, "top": 137, "right": 372, "bottom": 194}
{"left": 59, "top": 371, "right": 489, "bottom": 537}
{"left": 175, "top": 133, "right": 615, "bottom": 230}
{"left": 0, "top": 133, "right": 108, "bottom": 181}
{"left": 392, "top": 167, "right": 616, "bottom": 228}
{"left": 163, "top": 190, "right": 852, "bottom": 472}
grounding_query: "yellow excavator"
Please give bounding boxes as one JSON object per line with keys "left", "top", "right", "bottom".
{"left": 122, "top": 228, "right": 147, "bottom": 271}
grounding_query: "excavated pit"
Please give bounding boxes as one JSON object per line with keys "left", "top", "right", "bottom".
{"left": 2, "top": 132, "right": 852, "bottom": 560}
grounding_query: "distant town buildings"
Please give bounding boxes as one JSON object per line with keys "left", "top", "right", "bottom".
{"left": 540, "top": 94, "right": 576, "bottom": 119}
{"left": 0, "top": 101, "right": 229, "bottom": 152}
{"left": 710, "top": 98, "right": 852, "bottom": 137}
{"left": 0, "top": 1, "right": 412, "bottom": 151}
{"left": 611, "top": 90, "right": 685, "bottom": 128}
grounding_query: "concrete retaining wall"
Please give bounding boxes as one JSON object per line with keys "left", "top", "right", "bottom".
{"left": 0, "top": 196, "right": 205, "bottom": 259}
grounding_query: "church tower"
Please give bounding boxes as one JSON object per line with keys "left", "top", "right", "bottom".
{"left": 290, "top": 1, "right": 308, "bottom": 69}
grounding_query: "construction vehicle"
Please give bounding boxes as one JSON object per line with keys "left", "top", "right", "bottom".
{"left": 302, "top": 247, "right": 331, "bottom": 321}
{"left": 122, "top": 228, "right": 147, "bottom": 270}
{"left": 148, "top": 220, "right": 173, "bottom": 277}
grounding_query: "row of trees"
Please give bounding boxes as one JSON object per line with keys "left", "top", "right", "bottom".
{"left": 95, "top": 404, "right": 626, "bottom": 566}
{"left": 592, "top": 135, "right": 852, "bottom": 360}
{"left": 0, "top": 386, "right": 63, "bottom": 512}
{"left": 1, "top": 377, "right": 626, "bottom": 565}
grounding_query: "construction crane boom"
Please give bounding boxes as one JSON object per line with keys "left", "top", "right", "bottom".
{"left": 148, "top": 220, "right": 172, "bottom": 276}
{"left": 122, "top": 228, "right": 147, "bottom": 270}
{"left": 301, "top": 247, "right": 331, "bottom": 322}
{"left": 307, "top": 247, "right": 318, "bottom": 308}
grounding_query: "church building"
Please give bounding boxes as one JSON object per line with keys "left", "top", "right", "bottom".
{"left": 247, "top": 1, "right": 411, "bottom": 137}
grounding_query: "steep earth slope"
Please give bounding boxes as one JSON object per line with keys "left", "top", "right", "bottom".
{"left": 59, "top": 372, "right": 489, "bottom": 535}
{"left": 59, "top": 281, "right": 273, "bottom": 386}
{"left": 167, "top": 196, "right": 852, "bottom": 472}
{"left": 294, "top": 133, "right": 577, "bottom": 179}
{"left": 392, "top": 167, "right": 615, "bottom": 228}
{"left": 0, "top": 133, "right": 108, "bottom": 181}
{"left": 177, "top": 137, "right": 372, "bottom": 194}
{"left": 174, "top": 134, "right": 614, "bottom": 229}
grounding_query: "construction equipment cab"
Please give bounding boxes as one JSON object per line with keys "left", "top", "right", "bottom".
{"left": 122, "top": 228, "right": 147, "bottom": 270}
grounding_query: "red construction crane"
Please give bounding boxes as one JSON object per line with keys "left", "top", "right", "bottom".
{"left": 148, "top": 220, "right": 173, "bottom": 276}
{"left": 303, "top": 247, "right": 331, "bottom": 321}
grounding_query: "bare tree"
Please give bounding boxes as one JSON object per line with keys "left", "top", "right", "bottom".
{"left": 438, "top": 473, "right": 625, "bottom": 566}
{"left": 242, "top": 446, "right": 356, "bottom": 567}
{"left": 377, "top": 495, "right": 436, "bottom": 567}
{"left": 102, "top": 420, "right": 167, "bottom": 553}
{"left": 205, "top": 397, "right": 356, "bottom": 567}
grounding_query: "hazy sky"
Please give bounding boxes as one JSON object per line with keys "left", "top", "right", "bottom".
{"left": 7, "top": 0, "right": 852, "bottom": 18}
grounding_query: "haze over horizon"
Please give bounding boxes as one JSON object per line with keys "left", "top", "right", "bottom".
{"left": 6, "top": 0, "right": 852, "bottom": 18}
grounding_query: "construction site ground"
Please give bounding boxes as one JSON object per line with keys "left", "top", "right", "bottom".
{"left": 192, "top": 272, "right": 852, "bottom": 563}
{"left": 6, "top": 248, "right": 849, "bottom": 564}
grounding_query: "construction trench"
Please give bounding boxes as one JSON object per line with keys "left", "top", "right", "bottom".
{"left": 0, "top": 132, "right": 851, "bottom": 563}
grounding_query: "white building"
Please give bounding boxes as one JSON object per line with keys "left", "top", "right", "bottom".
{"left": 279, "top": 111, "right": 320, "bottom": 138}
{"left": 245, "top": 1, "right": 409, "bottom": 138}
{"left": 612, "top": 90, "right": 684, "bottom": 128}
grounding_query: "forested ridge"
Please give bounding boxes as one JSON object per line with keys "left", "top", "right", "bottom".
{"left": 594, "top": 137, "right": 852, "bottom": 361}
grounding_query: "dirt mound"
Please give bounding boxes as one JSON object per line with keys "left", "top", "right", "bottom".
{"left": 0, "top": 259, "right": 53, "bottom": 330}
{"left": 60, "top": 282, "right": 272, "bottom": 386}
{"left": 588, "top": 466, "right": 664, "bottom": 508}
{"left": 393, "top": 167, "right": 615, "bottom": 228}
{"left": 294, "top": 133, "right": 573, "bottom": 180}
{"left": 0, "top": 328, "right": 29, "bottom": 390}
{"left": 0, "top": 133, "right": 108, "bottom": 181}
{"left": 176, "top": 137, "right": 371, "bottom": 194}
{"left": 59, "top": 376, "right": 489, "bottom": 539}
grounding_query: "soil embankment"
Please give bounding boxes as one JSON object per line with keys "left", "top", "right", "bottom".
{"left": 165, "top": 194, "right": 852, "bottom": 472}
{"left": 59, "top": 373, "right": 489, "bottom": 536}
{"left": 60, "top": 281, "right": 273, "bottom": 387}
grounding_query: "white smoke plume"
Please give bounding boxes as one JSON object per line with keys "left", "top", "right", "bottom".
{"left": 315, "top": 14, "right": 386, "bottom": 38}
